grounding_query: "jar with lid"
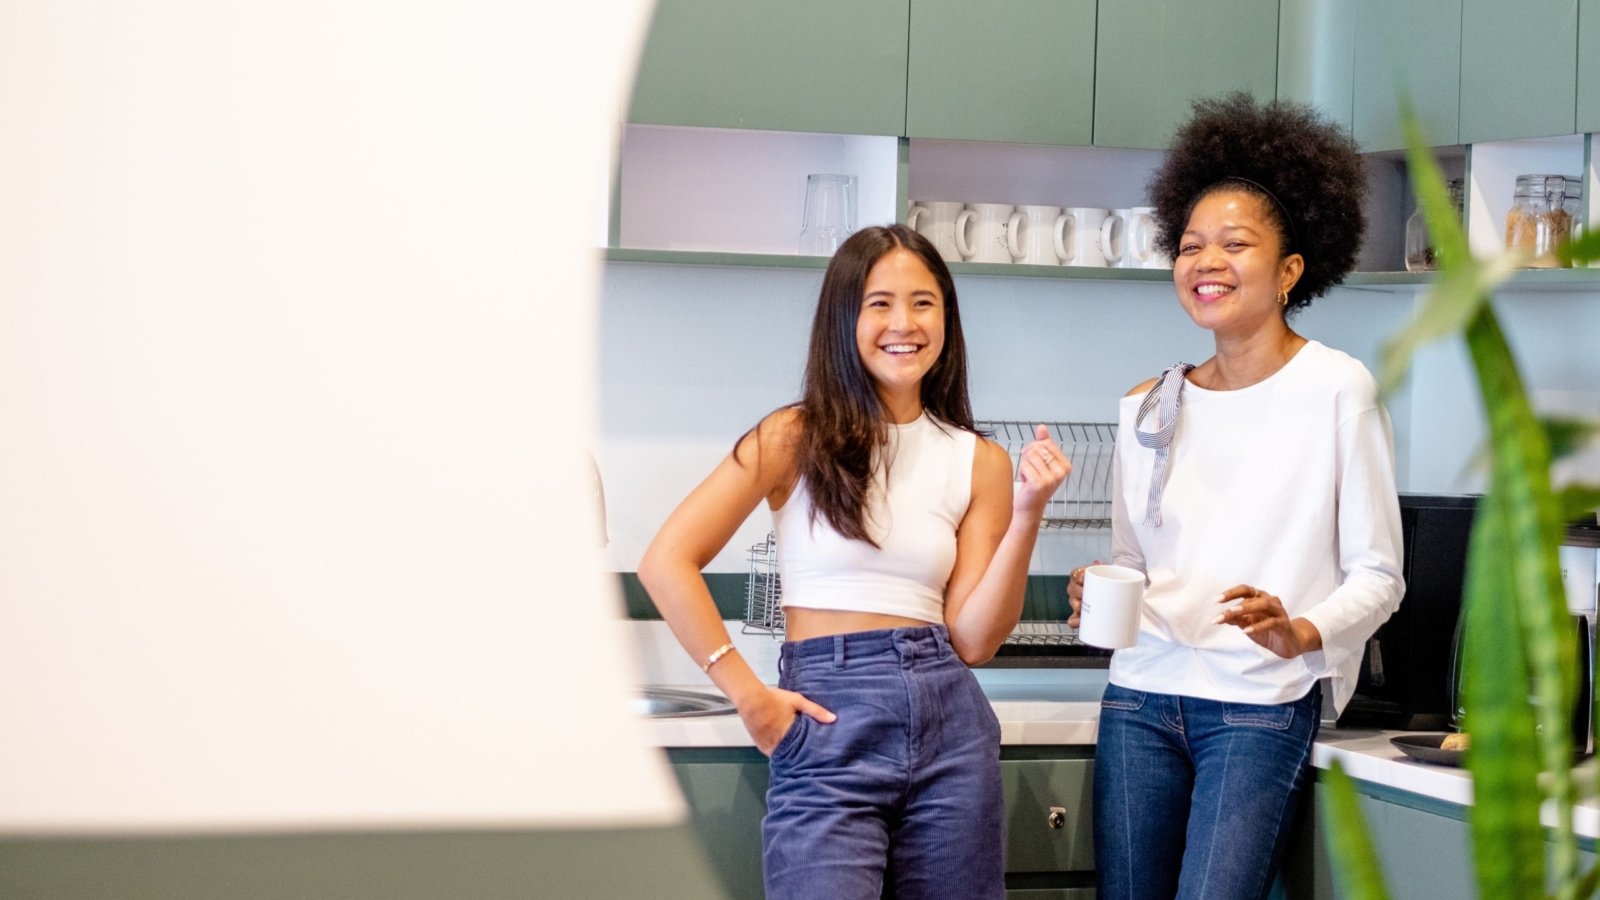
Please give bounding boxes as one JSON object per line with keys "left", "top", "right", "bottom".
{"left": 1404, "top": 178, "right": 1464, "bottom": 272}
{"left": 1561, "top": 175, "right": 1583, "bottom": 241}
{"left": 1504, "top": 174, "right": 1576, "bottom": 268}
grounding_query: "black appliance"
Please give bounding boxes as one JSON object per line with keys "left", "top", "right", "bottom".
{"left": 1338, "top": 494, "right": 1478, "bottom": 730}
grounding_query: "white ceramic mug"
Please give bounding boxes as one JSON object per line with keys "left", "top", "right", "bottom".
{"left": 1126, "top": 206, "right": 1170, "bottom": 269}
{"left": 1008, "top": 204, "right": 1068, "bottom": 265}
{"left": 1103, "top": 206, "right": 1166, "bottom": 269}
{"left": 1078, "top": 563, "right": 1146, "bottom": 649}
{"left": 1055, "top": 207, "right": 1110, "bottom": 267}
{"left": 955, "top": 202, "right": 1020, "bottom": 264}
{"left": 907, "top": 200, "right": 966, "bottom": 263}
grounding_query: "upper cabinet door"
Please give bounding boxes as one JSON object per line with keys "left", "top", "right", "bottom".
{"left": 626, "top": 0, "right": 910, "bottom": 136}
{"left": 1579, "top": 0, "right": 1600, "bottom": 132}
{"left": 1277, "top": 0, "right": 1356, "bottom": 134}
{"left": 1352, "top": 0, "right": 1462, "bottom": 152}
{"left": 1093, "top": 0, "right": 1280, "bottom": 150}
{"left": 1460, "top": 0, "right": 1578, "bottom": 143}
{"left": 906, "top": 0, "right": 1096, "bottom": 145}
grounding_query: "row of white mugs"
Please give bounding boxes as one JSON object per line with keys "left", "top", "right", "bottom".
{"left": 907, "top": 201, "right": 1170, "bottom": 269}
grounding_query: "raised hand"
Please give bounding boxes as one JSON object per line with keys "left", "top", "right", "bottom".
{"left": 1015, "top": 423, "right": 1070, "bottom": 517}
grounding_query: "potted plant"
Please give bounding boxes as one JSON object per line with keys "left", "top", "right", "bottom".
{"left": 1320, "top": 109, "right": 1600, "bottom": 900}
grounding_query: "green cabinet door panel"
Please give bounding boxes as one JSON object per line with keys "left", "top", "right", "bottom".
{"left": 670, "top": 749, "right": 1098, "bottom": 897}
{"left": 1580, "top": 0, "right": 1600, "bottom": 131}
{"left": 1277, "top": 0, "right": 1356, "bottom": 133}
{"left": 1460, "top": 0, "right": 1579, "bottom": 143}
{"left": 1094, "top": 0, "right": 1282, "bottom": 150}
{"left": 906, "top": 0, "right": 1097, "bottom": 145}
{"left": 1001, "top": 757, "right": 1096, "bottom": 874}
{"left": 669, "top": 756, "right": 770, "bottom": 900}
{"left": 627, "top": 0, "right": 910, "bottom": 136}
{"left": 1353, "top": 0, "right": 1462, "bottom": 152}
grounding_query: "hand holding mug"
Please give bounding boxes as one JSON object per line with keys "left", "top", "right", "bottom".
{"left": 1066, "top": 560, "right": 1103, "bottom": 628}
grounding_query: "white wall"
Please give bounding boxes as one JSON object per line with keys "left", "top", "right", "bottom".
{"left": 0, "top": 0, "right": 681, "bottom": 836}
{"left": 599, "top": 262, "right": 1419, "bottom": 575}
{"left": 1401, "top": 290, "right": 1600, "bottom": 494}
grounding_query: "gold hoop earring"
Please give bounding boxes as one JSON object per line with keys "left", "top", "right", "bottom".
{"left": 1276, "top": 290, "right": 1289, "bottom": 307}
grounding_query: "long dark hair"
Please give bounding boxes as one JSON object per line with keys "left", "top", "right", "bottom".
{"left": 794, "top": 224, "right": 975, "bottom": 545}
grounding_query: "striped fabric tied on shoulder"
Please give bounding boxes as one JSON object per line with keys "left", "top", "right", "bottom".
{"left": 1133, "top": 362, "right": 1195, "bottom": 526}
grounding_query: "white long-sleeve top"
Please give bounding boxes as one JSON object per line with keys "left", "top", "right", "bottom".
{"left": 1108, "top": 340, "right": 1405, "bottom": 713}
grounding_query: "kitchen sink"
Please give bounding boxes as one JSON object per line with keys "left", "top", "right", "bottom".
{"left": 633, "top": 687, "right": 737, "bottom": 718}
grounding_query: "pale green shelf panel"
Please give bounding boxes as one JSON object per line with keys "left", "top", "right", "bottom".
{"left": 1278, "top": 0, "right": 1356, "bottom": 132}
{"left": 1581, "top": 0, "right": 1600, "bottom": 132}
{"left": 1460, "top": 0, "right": 1579, "bottom": 143}
{"left": 627, "top": 0, "right": 910, "bottom": 136}
{"left": 906, "top": 0, "right": 1096, "bottom": 145}
{"left": 1093, "top": 0, "right": 1279, "bottom": 150}
{"left": 1352, "top": 0, "right": 1462, "bottom": 152}
{"left": 604, "top": 250, "right": 1600, "bottom": 292}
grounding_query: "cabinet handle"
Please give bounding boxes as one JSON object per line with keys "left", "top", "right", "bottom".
{"left": 1047, "top": 806, "right": 1066, "bottom": 829}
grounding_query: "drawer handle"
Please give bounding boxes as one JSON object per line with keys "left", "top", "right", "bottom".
{"left": 1047, "top": 806, "right": 1066, "bottom": 829}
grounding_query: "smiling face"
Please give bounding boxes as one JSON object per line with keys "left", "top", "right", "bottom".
{"left": 854, "top": 247, "right": 946, "bottom": 418}
{"left": 1173, "top": 189, "right": 1303, "bottom": 338}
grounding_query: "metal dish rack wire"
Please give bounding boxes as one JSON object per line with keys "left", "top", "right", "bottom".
{"left": 977, "top": 420, "right": 1117, "bottom": 529}
{"left": 742, "top": 532, "right": 785, "bottom": 636}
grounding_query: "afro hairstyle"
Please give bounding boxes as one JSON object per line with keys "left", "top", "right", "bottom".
{"left": 1147, "top": 92, "right": 1366, "bottom": 312}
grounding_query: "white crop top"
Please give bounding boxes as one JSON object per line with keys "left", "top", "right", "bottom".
{"left": 772, "top": 413, "right": 976, "bottom": 624}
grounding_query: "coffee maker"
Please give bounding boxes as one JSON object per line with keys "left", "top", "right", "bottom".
{"left": 1338, "top": 494, "right": 1477, "bottom": 730}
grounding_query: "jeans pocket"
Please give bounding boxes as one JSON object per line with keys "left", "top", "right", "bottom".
{"left": 1222, "top": 700, "right": 1295, "bottom": 730}
{"left": 1101, "top": 684, "right": 1146, "bottom": 712}
{"left": 768, "top": 713, "right": 809, "bottom": 763}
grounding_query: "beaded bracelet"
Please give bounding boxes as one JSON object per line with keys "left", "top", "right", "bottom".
{"left": 701, "top": 642, "right": 737, "bottom": 673}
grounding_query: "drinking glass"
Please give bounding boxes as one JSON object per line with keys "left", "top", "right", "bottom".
{"left": 799, "top": 174, "right": 858, "bottom": 256}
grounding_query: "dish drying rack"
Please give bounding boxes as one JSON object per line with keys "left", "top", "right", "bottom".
{"left": 742, "top": 532, "right": 785, "bottom": 636}
{"left": 741, "top": 531, "right": 1098, "bottom": 650}
{"left": 976, "top": 420, "right": 1117, "bottom": 529}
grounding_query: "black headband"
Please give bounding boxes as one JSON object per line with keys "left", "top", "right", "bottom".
{"left": 1217, "top": 176, "right": 1299, "bottom": 254}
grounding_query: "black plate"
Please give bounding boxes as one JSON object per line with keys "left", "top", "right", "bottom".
{"left": 1390, "top": 733, "right": 1465, "bottom": 767}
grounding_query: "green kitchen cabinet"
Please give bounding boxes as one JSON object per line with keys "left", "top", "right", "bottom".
{"left": 905, "top": 0, "right": 1097, "bottom": 145}
{"left": 1579, "top": 0, "right": 1600, "bottom": 132}
{"left": 1093, "top": 0, "right": 1280, "bottom": 150}
{"left": 666, "top": 747, "right": 1096, "bottom": 899}
{"left": 1275, "top": 776, "right": 1600, "bottom": 899}
{"left": 1277, "top": 0, "right": 1356, "bottom": 133}
{"left": 1459, "top": 0, "right": 1579, "bottom": 143}
{"left": 1351, "top": 0, "right": 1462, "bottom": 151}
{"left": 626, "top": 0, "right": 910, "bottom": 136}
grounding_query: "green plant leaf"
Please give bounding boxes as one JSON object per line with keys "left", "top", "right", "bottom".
{"left": 1460, "top": 486, "right": 1545, "bottom": 898}
{"left": 1558, "top": 484, "right": 1600, "bottom": 523}
{"left": 1320, "top": 763, "right": 1393, "bottom": 900}
{"left": 1557, "top": 226, "right": 1600, "bottom": 267}
{"left": 1463, "top": 306, "right": 1579, "bottom": 895}
{"left": 1544, "top": 417, "right": 1600, "bottom": 462}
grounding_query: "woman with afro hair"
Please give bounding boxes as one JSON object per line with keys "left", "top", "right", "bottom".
{"left": 1068, "top": 93, "right": 1406, "bottom": 899}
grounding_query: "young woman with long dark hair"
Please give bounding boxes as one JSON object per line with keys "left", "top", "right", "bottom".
{"left": 641, "top": 224, "right": 1068, "bottom": 899}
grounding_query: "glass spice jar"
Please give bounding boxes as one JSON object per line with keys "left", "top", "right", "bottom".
{"left": 1404, "top": 178, "right": 1464, "bottom": 272}
{"left": 1562, "top": 175, "right": 1584, "bottom": 240}
{"left": 1504, "top": 174, "right": 1575, "bottom": 268}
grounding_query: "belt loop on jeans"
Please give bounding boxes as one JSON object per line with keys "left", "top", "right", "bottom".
{"left": 833, "top": 634, "right": 846, "bottom": 669}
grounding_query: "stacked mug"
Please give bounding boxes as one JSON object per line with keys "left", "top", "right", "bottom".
{"left": 907, "top": 201, "right": 1170, "bottom": 269}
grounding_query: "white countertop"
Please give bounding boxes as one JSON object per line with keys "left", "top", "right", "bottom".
{"left": 646, "top": 685, "right": 1600, "bottom": 840}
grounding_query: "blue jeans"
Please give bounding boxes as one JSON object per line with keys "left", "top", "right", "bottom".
{"left": 762, "top": 625, "right": 1005, "bottom": 900}
{"left": 1094, "top": 683, "right": 1321, "bottom": 900}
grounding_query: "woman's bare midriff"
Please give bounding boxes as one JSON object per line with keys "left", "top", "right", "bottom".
{"left": 783, "top": 607, "right": 936, "bottom": 642}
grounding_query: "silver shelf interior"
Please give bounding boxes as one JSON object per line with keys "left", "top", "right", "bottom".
{"left": 977, "top": 420, "right": 1117, "bottom": 529}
